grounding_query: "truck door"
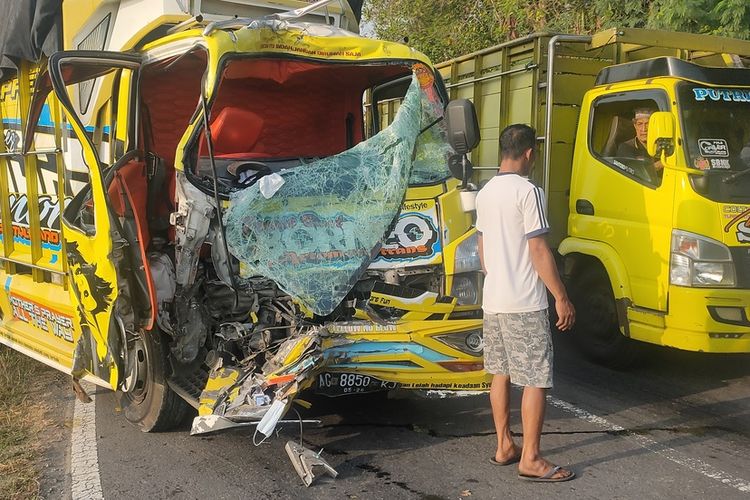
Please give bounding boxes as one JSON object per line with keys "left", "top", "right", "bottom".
{"left": 44, "top": 51, "right": 141, "bottom": 388}
{"left": 583, "top": 89, "right": 674, "bottom": 311}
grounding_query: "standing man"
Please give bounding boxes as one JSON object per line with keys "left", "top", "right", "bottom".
{"left": 475, "top": 124, "right": 576, "bottom": 482}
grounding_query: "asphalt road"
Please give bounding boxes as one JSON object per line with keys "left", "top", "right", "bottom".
{"left": 56, "top": 335, "right": 750, "bottom": 500}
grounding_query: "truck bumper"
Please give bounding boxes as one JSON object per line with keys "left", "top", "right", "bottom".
{"left": 629, "top": 286, "right": 750, "bottom": 353}
{"left": 317, "top": 318, "right": 491, "bottom": 395}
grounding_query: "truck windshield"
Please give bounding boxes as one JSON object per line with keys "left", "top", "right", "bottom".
{"left": 677, "top": 82, "right": 750, "bottom": 172}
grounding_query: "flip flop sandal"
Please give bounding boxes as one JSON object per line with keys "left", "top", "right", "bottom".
{"left": 489, "top": 453, "right": 521, "bottom": 466}
{"left": 518, "top": 465, "right": 575, "bottom": 482}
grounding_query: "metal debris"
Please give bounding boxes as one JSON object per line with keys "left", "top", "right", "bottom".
{"left": 190, "top": 415, "right": 320, "bottom": 435}
{"left": 285, "top": 440, "right": 339, "bottom": 487}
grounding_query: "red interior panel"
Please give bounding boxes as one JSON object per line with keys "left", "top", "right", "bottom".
{"left": 140, "top": 53, "right": 205, "bottom": 167}
{"left": 203, "top": 59, "right": 409, "bottom": 159}
{"left": 107, "top": 160, "right": 157, "bottom": 329}
{"left": 200, "top": 107, "right": 264, "bottom": 155}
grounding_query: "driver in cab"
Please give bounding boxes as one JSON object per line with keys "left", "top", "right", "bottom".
{"left": 617, "top": 107, "right": 663, "bottom": 174}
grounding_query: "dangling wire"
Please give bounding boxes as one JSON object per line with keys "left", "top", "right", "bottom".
{"left": 200, "top": 95, "right": 240, "bottom": 310}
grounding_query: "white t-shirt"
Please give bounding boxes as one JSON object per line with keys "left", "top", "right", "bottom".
{"left": 475, "top": 173, "right": 549, "bottom": 313}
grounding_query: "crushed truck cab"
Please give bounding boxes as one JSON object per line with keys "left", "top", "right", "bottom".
{"left": 0, "top": 0, "right": 488, "bottom": 444}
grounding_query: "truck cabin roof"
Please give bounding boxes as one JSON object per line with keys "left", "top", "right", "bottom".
{"left": 595, "top": 56, "right": 750, "bottom": 87}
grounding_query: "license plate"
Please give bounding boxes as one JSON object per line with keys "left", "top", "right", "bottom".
{"left": 316, "top": 372, "right": 398, "bottom": 396}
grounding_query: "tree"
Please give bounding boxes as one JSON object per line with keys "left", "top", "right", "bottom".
{"left": 362, "top": 0, "right": 750, "bottom": 62}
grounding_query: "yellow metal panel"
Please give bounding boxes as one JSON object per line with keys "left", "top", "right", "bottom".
{"left": 62, "top": 0, "right": 102, "bottom": 49}
{"left": 0, "top": 271, "right": 76, "bottom": 369}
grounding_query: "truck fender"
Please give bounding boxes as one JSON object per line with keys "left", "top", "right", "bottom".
{"left": 558, "top": 237, "right": 631, "bottom": 300}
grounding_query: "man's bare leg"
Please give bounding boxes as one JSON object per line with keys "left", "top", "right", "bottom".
{"left": 518, "top": 386, "right": 572, "bottom": 479}
{"left": 490, "top": 374, "right": 520, "bottom": 462}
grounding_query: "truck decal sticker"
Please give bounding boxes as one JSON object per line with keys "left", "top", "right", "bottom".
{"left": 370, "top": 199, "right": 442, "bottom": 268}
{"left": 3, "top": 128, "right": 19, "bottom": 152}
{"left": 710, "top": 158, "right": 731, "bottom": 169}
{"left": 723, "top": 206, "right": 750, "bottom": 243}
{"left": 0, "top": 194, "right": 64, "bottom": 261}
{"left": 693, "top": 88, "right": 750, "bottom": 102}
{"left": 694, "top": 156, "right": 710, "bottom": 170}
{"left": 9, "top": 293, "right": 74, "bottom": 342}
{"left": 698, "top": 138, "right": 729, "bottom": 157}
{"left": 738, "top": 221, "right": 750, "bottom": 243}
{"left": 379, "top": 212, "right": 439, "bottom": 260}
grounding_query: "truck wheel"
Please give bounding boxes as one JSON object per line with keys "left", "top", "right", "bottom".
{"left": 571, "top": 266, "right": 638, "bottom": 369}
{"left": 120, "top": 329, "right": 190, "bottom": 432}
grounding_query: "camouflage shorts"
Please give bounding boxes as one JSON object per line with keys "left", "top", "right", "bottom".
{"left": 483, "top": 309, "right": 553, "bottom": 388}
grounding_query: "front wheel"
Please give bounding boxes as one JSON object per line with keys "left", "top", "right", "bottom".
{"left": 570, "top": 266, "right": 639, "bottom": 369}
{"left": 119, "top": 329, "right": 190, "bottom": 432}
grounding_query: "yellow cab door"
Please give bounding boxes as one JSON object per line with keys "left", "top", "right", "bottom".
{"left": 46, "top": 51, "right": 141, "bottom": 388}
{"left": 573, "top": 87, "right": 675, "bottom": 315}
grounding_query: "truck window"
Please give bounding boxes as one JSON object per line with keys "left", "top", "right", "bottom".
{"left": 677, "top": 83, "right": 750, "bottom": 172}
{"left": 56, "top": 67, "right": 136, "bottom": 234}
{"left": 589, "top": 90, "right": 669, "bottom": 187}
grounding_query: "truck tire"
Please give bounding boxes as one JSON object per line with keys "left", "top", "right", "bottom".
{"left": 571, "top": 266, "right": 638, "bottom": 369}
{"left": 120, "top": 329, "right": 190, "bottom": 432}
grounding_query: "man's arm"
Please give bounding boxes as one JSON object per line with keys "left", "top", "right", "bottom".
{"left": 528, "top": 235, "right": 575, "bottom": 331}
{"left": 478, "top": 232, "right": 486, "bottom": 275}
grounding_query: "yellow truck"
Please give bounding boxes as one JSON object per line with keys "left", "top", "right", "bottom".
{"left": 0, "top": 0, "right": 488, "bottom": 447}
{"left": 439, "top": 29, "right": 750, "bottom": 367}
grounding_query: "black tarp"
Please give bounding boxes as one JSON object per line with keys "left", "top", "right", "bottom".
{"left": 348, "top": 0, "right": 363, "bottom": 23}
{"left": 0, "top": 0, "right": 62, "bottom": 82}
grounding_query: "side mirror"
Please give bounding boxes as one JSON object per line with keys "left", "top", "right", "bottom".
{"left": 445, "top": 99, "right": 480, "bottom": 155}
{"left": 646, "top": 111, "right": 675, "bottom": 158}
{"left": 448, "top": 154, "right": 474, "bottom": 185}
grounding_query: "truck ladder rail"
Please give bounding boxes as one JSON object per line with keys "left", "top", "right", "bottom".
{"left": 202, "top": 0, "right": 350, "bottom": 36}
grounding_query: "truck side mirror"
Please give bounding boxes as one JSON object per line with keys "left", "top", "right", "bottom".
{"left": 446, "top": 99, "right": 480, "bottom": 185}
{"left": 646, "top": 111, "right": 675, "bottom": 159}
{"left": 446, "top": 99, "right": 480, "bottom": 155}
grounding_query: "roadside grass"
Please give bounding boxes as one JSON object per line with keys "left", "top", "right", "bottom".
{"left": 0, "top": 346, "right": 53, "bottom": 499}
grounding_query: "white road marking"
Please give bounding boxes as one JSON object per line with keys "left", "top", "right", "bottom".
{"left": 548, "top": 395, "right": 750, "bottom": 493}
{"left": 70, "top": 385, "right": 104, "bottom": 500}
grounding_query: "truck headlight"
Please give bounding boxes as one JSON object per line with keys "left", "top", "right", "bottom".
{"left": 450, "top": 273, "right": 480, "bottom": 305}
{"left": 670, "top": 230, "right": 736, "bottom": 287}
{"left": 435, "top": 329, "right": 484, "bottom": 356}
{"left": 454, "top": 232, "right": 480, "bottom": 273}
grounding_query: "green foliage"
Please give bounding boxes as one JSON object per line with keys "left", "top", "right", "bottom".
{"left": 363, "top": 0, "right": 750, "bottom": 62}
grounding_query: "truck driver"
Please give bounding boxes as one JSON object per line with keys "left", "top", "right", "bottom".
{"left": 617, "top": 107, "right": 664, "bottom": 174}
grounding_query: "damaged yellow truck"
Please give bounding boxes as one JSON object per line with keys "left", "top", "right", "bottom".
{"left": 0, "top": 0, "right": 488, "bottom": 442}
{"left": 443, "top": 29, "right": 750, "bottom": 367}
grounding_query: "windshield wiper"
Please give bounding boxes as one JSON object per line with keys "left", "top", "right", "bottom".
{"left": 722, "top": 168, "right": 750, "bottom": 184}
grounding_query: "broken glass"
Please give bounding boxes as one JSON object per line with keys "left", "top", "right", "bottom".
{"left": 409, "top": 118, "right": 454, "bottom": 184}
{"left": 224, "top": 68, "right": 445, "bottom": 315}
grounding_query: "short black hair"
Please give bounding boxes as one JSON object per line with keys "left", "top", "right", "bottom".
{"left": 499, "top": 124, "right": 536, "bottom": 160}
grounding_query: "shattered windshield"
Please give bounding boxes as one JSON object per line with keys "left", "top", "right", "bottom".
{"left": 224, "top": 66, "right": 446, "bottom": 315}
{"left": 677, "top": 83, "right": 750, "bottom": 172}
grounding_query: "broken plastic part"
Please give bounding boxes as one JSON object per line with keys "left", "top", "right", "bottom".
{"left": 71, "top": 377, "right": 92, "bottom": 403}
{"left": 190, "top": 415, "right": 321, "bottom": 435}
{"left": 285, "top": 440, "right": 339, "bottom": 487}
{"left": 259, "top": 172, "right": 285, "bottom": 198}
{"left": 224, "top": 70, "right": 445, "bottom": 315}
{"left": 256, "top": 397, "right": 289, "bottom": 437}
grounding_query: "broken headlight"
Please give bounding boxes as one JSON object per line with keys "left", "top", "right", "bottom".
{"left": 450, "top": 273, "right": 480, "bottom": 305}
